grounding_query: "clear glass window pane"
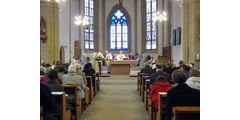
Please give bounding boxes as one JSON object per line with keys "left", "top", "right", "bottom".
{"left": 89, "top": 17, "right": 93, "bottom": 24}
{"left": 85, "top": 8, "right": 89, "bottom": 15}
{"left": 117, "top": 24, "right": 121, "bottom": 34}
{"left": 117, "top": 42, "right": 122, "bottom": 49}
{"left": 85, "top": 33, "right": 89, "bottom": 40}
{"left": 147, "top": 22, "right": 151, "bottom": 31}
{"left": 90, "top": 33, "right": 94, "bottom": 40}
{"left": 111, "top": 26, "right": 115, "bottom": 33}
{"left": 152, "top": 31, "right": 156, "bottom": 39}
{"left": 152, "top": 40, "right": 156, "bottom": 49}
{"left": 146, "top": 2, "right": 151, "bottom": 13}
{"left": 85, "top": 0, "right": 88, "bottom": 7}
{"left": 146, "top": 32, "right": 151, "bottom": 40}
{"left": 117, "top": 34, "right": 121, "bottom": 41}
{"left": 146, "top": 41, "right": 151, "bottom": 49}
{"left": 85, "top": 41, "right": 89, "bottom": 49}
{"left": 152, "top": 1, "right": 156, "bottom": 12}
{"left": 90, "top": 0, "right": 93, "bottom": 8}
{"left": 123, "top": 26, "right": 127, "bottom": 33}
{"left": 90, "top": 25, "right": 94, "bottom": 32}
{"left": 90, "top": 9, "right": 94, "bottom": 16}
{"left": 90, "top": 41, "right": 94, "bottom": 49}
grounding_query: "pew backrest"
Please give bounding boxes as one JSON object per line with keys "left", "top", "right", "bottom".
{"left": 172, "top": 107, "right": 200, "bottom": 120}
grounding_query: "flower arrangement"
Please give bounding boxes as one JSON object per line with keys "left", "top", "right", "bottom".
{"left": 94, "top": 55, "right": 104, "bottom": 61}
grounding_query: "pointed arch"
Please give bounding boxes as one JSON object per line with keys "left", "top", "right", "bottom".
{"left": 107, "top": 4, "right": 131, "bottom": 53}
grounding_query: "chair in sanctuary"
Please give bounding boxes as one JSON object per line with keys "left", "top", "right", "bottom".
{"left": 62, "top": 85, "right": 82, "bottom": 120}
{"left": 172, "top": 107, "right": 200, "bottom": 120}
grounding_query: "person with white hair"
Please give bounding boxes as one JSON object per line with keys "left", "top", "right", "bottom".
{"left": 62, "top": 65, "right": 85, "bottom": 100}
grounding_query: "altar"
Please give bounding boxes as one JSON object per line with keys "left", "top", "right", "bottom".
{"left": 110, "top": 60, "right": 137, "bottom": 75}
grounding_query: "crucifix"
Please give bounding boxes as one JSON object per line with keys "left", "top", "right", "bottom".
{"left": 119, "top": 0, "right": 123, "bottom": 9}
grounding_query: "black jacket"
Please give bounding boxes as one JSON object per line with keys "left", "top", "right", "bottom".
{"left": 45, "top": 80, "right": 64, "bottom": 92}
{"left": 165, "top": 83, "right": 200, "bottom": 120}
{"left": 140, "top": 65, "right": 152, "bottom": 74}
{"left": 150, "top": 70, "right": 171, "bottom": 84}
{"left": 40, "top": 84, "right": 59, "bottom": 112}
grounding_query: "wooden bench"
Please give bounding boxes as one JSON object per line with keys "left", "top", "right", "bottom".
{"left": 144, "top": 79, "right": 151, "bottom": 110}
{"left": 62, "top": 85, "right": 82, "bottom": 120}
{"left": 40, "top": 106, "right": 43, "bottom": 120}
{"left": 172, "top": 107, "right": 200, "bottom": 120}
{"left": 142, "top": 76, "right": 150, "bottom": 102}
{"left": 148, "top": 92, "right": 167, "bottom": 120}
{"left": 86, "top": 76, "right": 94, "bottom": 101}
{"left": 138, "top": 73, "right": 149, "bottom": 96}
{"left": 95, "top": 72, "right": 100, "bottom": 91}
{"left": 47, "top": 92, "right": 71, "bottom": 120}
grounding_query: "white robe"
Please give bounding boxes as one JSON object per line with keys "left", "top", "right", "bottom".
{"left": 116, "top": 54, "right": 126, "bottom": 60}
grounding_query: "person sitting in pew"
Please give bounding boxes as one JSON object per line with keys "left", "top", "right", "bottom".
{"left": 56, "top": 66, "right": 65, "bottom": 81}
{"left": 62, "top": 65, "right": 85, "bottom": 100}
{"left": 83, "top": 62, "right": 96, "bottom": 89}
{"left": 40, "top": 68, "right": 62, "bottom": 84}
{"left": 150, "top": 75, "right": 172, "bottom": 111}
{"left": 140, "top": 63, "right": 152, "bottom": 74}
{"left": 45, "top": 69, "right": 64, "bottom": 92}
{"left": 186, "top": 69, "right": 200, "bottom": 91}
{"left": 150, "top": 64, "right": 172, "bottom": 85}
{"left": 40, "top": 83, "right": 60, "bottom": 120}
{"left": 165, "top": 70, "right": 200, "bottom": 120}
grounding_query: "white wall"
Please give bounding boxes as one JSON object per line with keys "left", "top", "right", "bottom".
{"left": 59, "top": 0, "right": 79, "bottom": 63}
{"left": 171, "top": 0, "right": 183, "bottom": 66}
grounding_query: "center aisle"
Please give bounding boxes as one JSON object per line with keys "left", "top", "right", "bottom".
{"left": 80, "top": 75, "right": 149, "bottom": 120}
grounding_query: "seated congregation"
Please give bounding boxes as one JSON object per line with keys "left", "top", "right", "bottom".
{"left": 40, "top": 58, "right": 100, "bottom": 120}
{"left": 138, "top": 59, "right": 200, "bottom": 120}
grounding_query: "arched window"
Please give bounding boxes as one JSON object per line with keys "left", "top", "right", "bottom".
{"left": 84, "top": 0, "right": 94, "bottom": 50}
{"left": 146, "top": 0, "right": 157, "bottom": 50}
{"left": 110, "top": 10, "right": 128, "bottom": 50}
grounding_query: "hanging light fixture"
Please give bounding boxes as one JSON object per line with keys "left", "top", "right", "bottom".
{"left": 74, "top": 16, "right": 89, "bottom": 26}
{"left": 154, "top": 11, "right": 167, "bottom": 22}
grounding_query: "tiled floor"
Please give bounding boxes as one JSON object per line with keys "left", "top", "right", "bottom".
{"left": 79, "top": 75, "right": 148, "bottom": 120}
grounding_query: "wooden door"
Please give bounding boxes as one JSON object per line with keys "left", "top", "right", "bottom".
{"left": 74, "top": 40, "right": 81, "bottom": 58}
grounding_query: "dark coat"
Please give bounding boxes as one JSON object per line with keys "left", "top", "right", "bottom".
{"left": 45, "top": 80, "right": 64, "bottom": 92}
{"left": 140, "top": 65, "right": 152, "bottom": 74}
{"left": 165, "top": 83, "right": 200, "bottom": 120}
{"left": 150, "top": 70, "right": 171, "bottom": 84}
{"left": 40, "top": 84, "right": 60, "bottom": 112}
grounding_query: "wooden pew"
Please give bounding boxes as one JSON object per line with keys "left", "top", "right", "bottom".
{"left": 172, "top": 107, "right": 200, "bottom": 120}
{"left": 86, "top": 76, "right": 94, "bottom": 101}
{"left": 40, "top": 106, "right": 43, "bottom": 120}
{"left": 47, "top": 92, "right": 71, "bottom": 120}
{"left": 139, "top": 73, "right": 149, "bottom": 96}
{"left": 148, "top": 92, "right": 167, "bottom": 120}
{"left": 62, "top": 85, "right": 82, "bottom": 120}
{"left": 95, "top": 72, "right": 100, "bottom": 91}
{"left": 142, "top": 76, "right": 150, "bottom": 102}
{"left": 93, "top": 73, "right": 98, "bottom": 95}
{"left": 144, "top": 79, "right": 151, "bottom": 110}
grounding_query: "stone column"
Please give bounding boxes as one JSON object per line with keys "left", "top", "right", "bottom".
{"left": 40, "top": 0, "right": 59, "bottom": 64}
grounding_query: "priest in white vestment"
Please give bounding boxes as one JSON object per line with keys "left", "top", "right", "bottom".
{"left": 116, "top": 50, "right": 126, "bottom": 60}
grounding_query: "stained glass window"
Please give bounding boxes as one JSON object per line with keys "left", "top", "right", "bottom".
{"left": 146, "top": 0, "right": 157, "bottom": 50}
{"left": 84, "top": 0, "right": 94, "bottom": 50}
{"left": 110, "top": 10, "right": 128, "bottom": 50}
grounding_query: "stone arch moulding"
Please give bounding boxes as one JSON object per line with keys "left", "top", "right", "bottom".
{"left": 106, "top": 4, "right": 131, "bottom": 54}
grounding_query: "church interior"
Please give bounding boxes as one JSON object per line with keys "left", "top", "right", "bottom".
{"left": 40, "top": 0, "right": 200, "bottom": 120}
